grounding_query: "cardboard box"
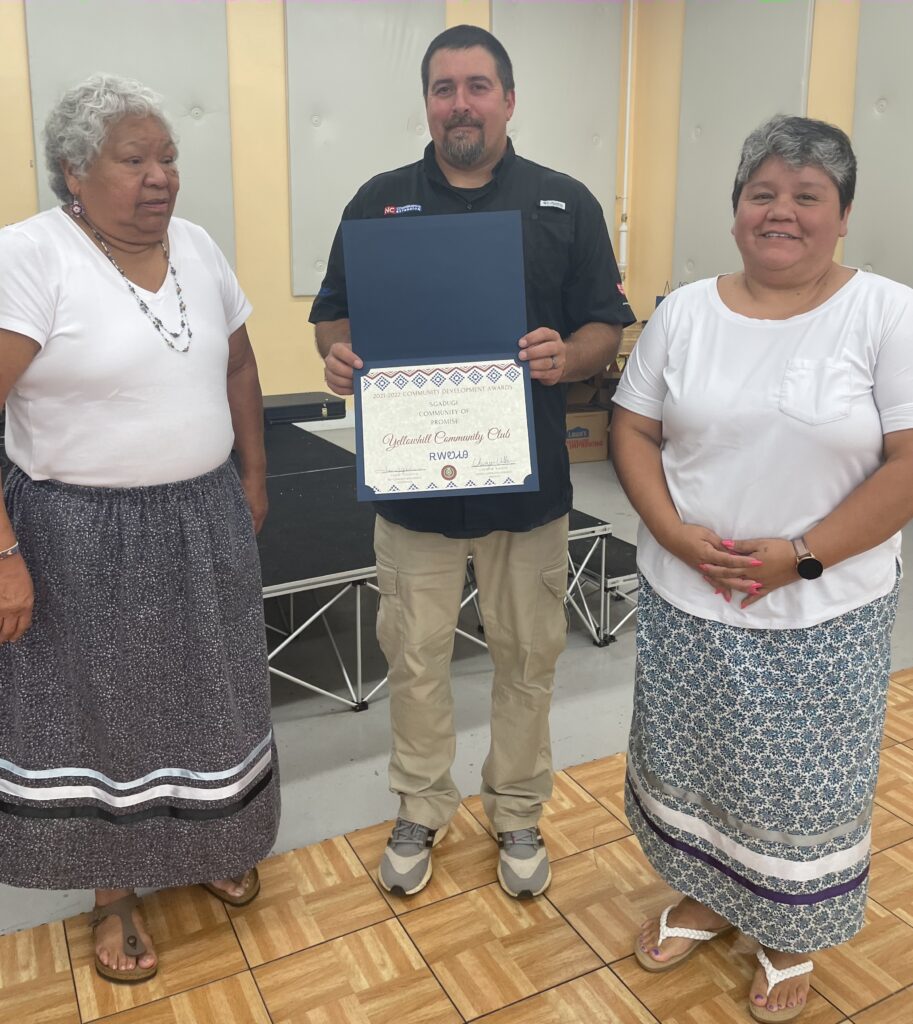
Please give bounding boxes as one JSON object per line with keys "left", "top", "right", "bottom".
{"left": 566, "top": 406, "right": 609, "bottom": 463}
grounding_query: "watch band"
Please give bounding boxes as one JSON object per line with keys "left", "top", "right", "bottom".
{"left": 791, "top": 537, "right": 812, "bottom": 560}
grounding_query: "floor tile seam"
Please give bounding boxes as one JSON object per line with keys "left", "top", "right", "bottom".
{"left": 246, "top": 961, "right": 280, "bottom": 1024}
{"left": 847, "top": 977, "right": 913, "bottom": 1021}
{"left": 457, "top": 963, "right": 609, "bottom": 1023}
{"left": 248, "top": 912, "right": 425, "bottom": 975}
{"left": 873, "top": 798, "right": 913, "bottom": 828}
{"left": 604, "top": 959, "right": 667, "bottom": 1024}
{"left": 57, "top": 916, "right": 84, "bottom": 1024}
{"left": 540, "top": 888, "right": 610, "bottom": 969}
{"left": 385, "top": 914, "right": 467, "bottom": 1023}
{"left": 341, "top": 830, "right": 404, "bottom": 915}
{"left": 866, "top": 893, "right": 913, "bottom": 928}
{"left": 562, "top": 771, "right": 624, "bottom": 807}
{"left": 87, "top": 969, "right": 257, "bottom": 1024}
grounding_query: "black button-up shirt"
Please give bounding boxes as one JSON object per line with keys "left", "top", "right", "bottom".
{"left": 310, "top": 140, "right": 635, "bottom": 538}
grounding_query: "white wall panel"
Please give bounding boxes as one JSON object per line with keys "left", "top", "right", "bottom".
{"left": 25, "top": 0, "right": 236, "bottom": 262}
{"left": 672, "top": 0, "right": 813, "bottom": 285}
{"left": 492, "top": 0, "right": 622, "bottom": 226}
{"left": 844, "top": 6, "right": 913, "bottom": 285}
{"left": 286, "top": 2, "right": 445, "bottom": 297}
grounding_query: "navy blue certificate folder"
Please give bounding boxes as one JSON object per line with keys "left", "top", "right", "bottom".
{"left": 341, "top": 210, "right": 527, "bottom": 361}
{"left": 343, "top": 211, "right": 539, "bottom": 502}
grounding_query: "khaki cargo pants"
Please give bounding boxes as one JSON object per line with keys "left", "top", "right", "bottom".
{"left": 374, "top": 514, "right": 569, "bottom": 832}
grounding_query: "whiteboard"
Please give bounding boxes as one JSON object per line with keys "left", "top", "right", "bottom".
{"left": 286, "top": 1, "right": 445, "bottom": 297}
{"left": 672, "top": 0, "right": 814, "bottom": 284}
{"left": 844, "top": 4, "right": 913, "bottom": 285}
{"left": 25, "top": 0, "right": 236, "bottom": 262}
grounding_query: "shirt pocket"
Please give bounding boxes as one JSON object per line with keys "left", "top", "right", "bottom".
{"left": 523, "top": 209, "right": 573, "bottom": 291}
{"left": 778, "top": 358, "right": 851, "bottom": 426}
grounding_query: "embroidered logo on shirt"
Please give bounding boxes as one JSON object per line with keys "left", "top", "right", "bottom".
{"left": 539, "top": 200, "right": 566, "bottom": 210}
{"left": 384, "top": 204, "right": 423, "bottom": 215}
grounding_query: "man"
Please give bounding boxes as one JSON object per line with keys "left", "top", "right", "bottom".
{"left": 312, "top": 25, "right": 634, "bottom": 899}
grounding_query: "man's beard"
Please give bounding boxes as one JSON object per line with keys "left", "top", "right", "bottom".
{"left": 441, "top": 122, "right": 486, "bottom": 167}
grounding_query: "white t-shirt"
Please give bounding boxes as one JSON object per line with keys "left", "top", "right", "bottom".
{"left": 0, "top": 208, "right": 251, "bottom": 486}
{"left": 613, "top": 272, "right": 913, "bottom": 629}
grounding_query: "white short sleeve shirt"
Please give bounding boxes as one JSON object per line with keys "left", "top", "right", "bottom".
{"left": 613, "top": 272, "right": 913, "bottom": 628}
{"left": 0, "top": 208, "right": 252, "bottom": 487}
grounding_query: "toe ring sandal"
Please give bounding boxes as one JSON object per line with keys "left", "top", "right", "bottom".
{"left": 749, "top": 948, "right": 814, "bottom": 1023}
{"left": 202, "top": 867, "right": 261, "bottom": 908}
{"left": 634, "top": 904, "right": 733, "bottom": 972}
{"left": 91, "top": 893, "right": 157, "bottom": 984}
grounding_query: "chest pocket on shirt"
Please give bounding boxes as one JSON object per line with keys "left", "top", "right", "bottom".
{"left": 523, "top": 209, "right": 573, "bottom": 291}
{"left": 778, "top": 358, "right": 851, "bottom": 426}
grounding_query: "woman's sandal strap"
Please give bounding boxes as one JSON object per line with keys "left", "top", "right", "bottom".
{"left": 90, "top": 893, "right": 147, "bottom": 958}
{"left": 757, "top": 949, "right": 813, "bottom": 995}
{"left": 658, "top": 905, "right": 723, "bottom": 944}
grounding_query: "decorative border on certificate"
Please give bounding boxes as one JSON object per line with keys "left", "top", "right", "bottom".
{"left": 354, "top": 355, "right": 539, "bottom": 501}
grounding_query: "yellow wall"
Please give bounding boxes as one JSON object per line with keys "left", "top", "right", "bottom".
{"left": 0, "top": 0, "right": 866, "bottom": 391}
{"left": 0, "top": 1, "right": 38, "bottom": 227}
{"left": 625, "top": 1, "right": 685, "bottom": 321}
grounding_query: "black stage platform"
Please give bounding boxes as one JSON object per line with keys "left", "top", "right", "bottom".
{"left": 258, "top": 424, "right": 638, "bottom": 709}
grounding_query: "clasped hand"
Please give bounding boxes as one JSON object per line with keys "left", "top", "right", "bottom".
{"left": 669, "top": 525, "right": 798, "bottom": 609}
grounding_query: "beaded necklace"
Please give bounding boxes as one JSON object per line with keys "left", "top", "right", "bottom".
{"left": 71, "top": 207, "right": 192, "bottom": 353}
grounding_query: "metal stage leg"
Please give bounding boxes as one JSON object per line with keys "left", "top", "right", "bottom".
{"left": 267, "top": 584, "right": 365, "bottom": 709}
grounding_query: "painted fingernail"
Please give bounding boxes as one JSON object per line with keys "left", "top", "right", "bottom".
{"left": 651, "top": 948, "right": 661, "bottom": 957}
{"left": 714, "top": 589, "right": 723, "bottom": 596}
{"left": 749, "top": 559, "right": 763, "bottom": 566}
{"left": 723, "top": 592, "right": 731, "bottom": 603}
{"left": 722, "top": 540, "right": 735, "bottom": 548}
{"left": 754, "top": 995, "right": 766, "bottom": 1004}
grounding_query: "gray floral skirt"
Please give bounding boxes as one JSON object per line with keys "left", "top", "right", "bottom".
{"left": 626, "top": 574, "right": 899, "bottom": 953}
{"left": 0, "top": 461, "right": 280, "bottom": 890}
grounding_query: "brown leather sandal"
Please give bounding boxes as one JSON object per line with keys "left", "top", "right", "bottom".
{"left": 201, "top": 866, "right": 261, "bottom": 907}
{"left": 91, "top": 892, "right": 157, "bottom": 983}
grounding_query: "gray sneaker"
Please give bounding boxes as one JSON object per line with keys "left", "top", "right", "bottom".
{"left": 497, "top": 827, "right": 551, "bottom": 898}
{"left": 378, "top": 819, "right": 449, "bottom": 897}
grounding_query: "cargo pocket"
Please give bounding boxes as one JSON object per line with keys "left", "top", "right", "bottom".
{"left": 539, "top": 560, "right": 570, "bottom": 642}
{"left": 375, "top": 562, "right": 402, "bottom": 662}
{"left": 778, "top": 358, "right": 851, "bottom": 425}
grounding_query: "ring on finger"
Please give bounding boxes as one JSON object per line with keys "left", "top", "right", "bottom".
{"left": 550, "top": 354, "right": 557, "bottom": 370}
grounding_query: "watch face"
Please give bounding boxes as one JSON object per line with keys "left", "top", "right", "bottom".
{"left": 797, "top": 556, "right": 824, "bottom": 580}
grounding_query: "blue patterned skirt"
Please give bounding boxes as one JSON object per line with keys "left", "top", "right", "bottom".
{"left": 626, "top": 575, "right": 899, "bottom": 953}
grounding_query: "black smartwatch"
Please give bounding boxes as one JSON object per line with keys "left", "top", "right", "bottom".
{"left": 792, "top": 537, "right": 824, "bottom": 580}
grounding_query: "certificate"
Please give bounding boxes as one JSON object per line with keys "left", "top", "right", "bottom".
{"left": 342, "top": 211, "right": 536, "bottom": 501}
{"left": 355, "top": 356, "right": 539, "bottom": 501}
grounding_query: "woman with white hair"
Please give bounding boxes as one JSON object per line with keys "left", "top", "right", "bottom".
{"left": 611, "top": 115, "right": 913, "bottom": 1021}
{"left": 0, "top": 74, "right": 279, "bottom": 983}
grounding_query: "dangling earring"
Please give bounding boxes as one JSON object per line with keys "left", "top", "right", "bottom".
{"left": 70, "top": 195, "right": 83, "bottom": 218}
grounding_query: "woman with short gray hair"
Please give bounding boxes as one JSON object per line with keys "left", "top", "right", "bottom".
{"left": 611, "top": 115, "right": 913, "bottom": 1021}
{"left": 0, "top": 74, "right": 279, "bottom": 984}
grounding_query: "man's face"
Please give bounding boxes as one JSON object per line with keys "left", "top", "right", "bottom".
{"left": 425, "top": 46, "right": 515, "bottom": 171}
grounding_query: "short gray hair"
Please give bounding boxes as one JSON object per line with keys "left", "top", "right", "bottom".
{"left": 732, "top": 115, "right": 856, "bottom": 215}
{"left": 43, "top": 73, "right": 176, "bottom": 202}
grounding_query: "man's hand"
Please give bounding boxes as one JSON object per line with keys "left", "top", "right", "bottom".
{"left": 518, "top": 327, "right": 565, "bottom": 386}
{"left": 324, "top": 342, "right": 363, "bottom": 397}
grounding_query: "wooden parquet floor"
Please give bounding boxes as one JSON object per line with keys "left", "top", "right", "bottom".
{"left": 4, "top": 671, "right": 913, "bottom": 1023}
